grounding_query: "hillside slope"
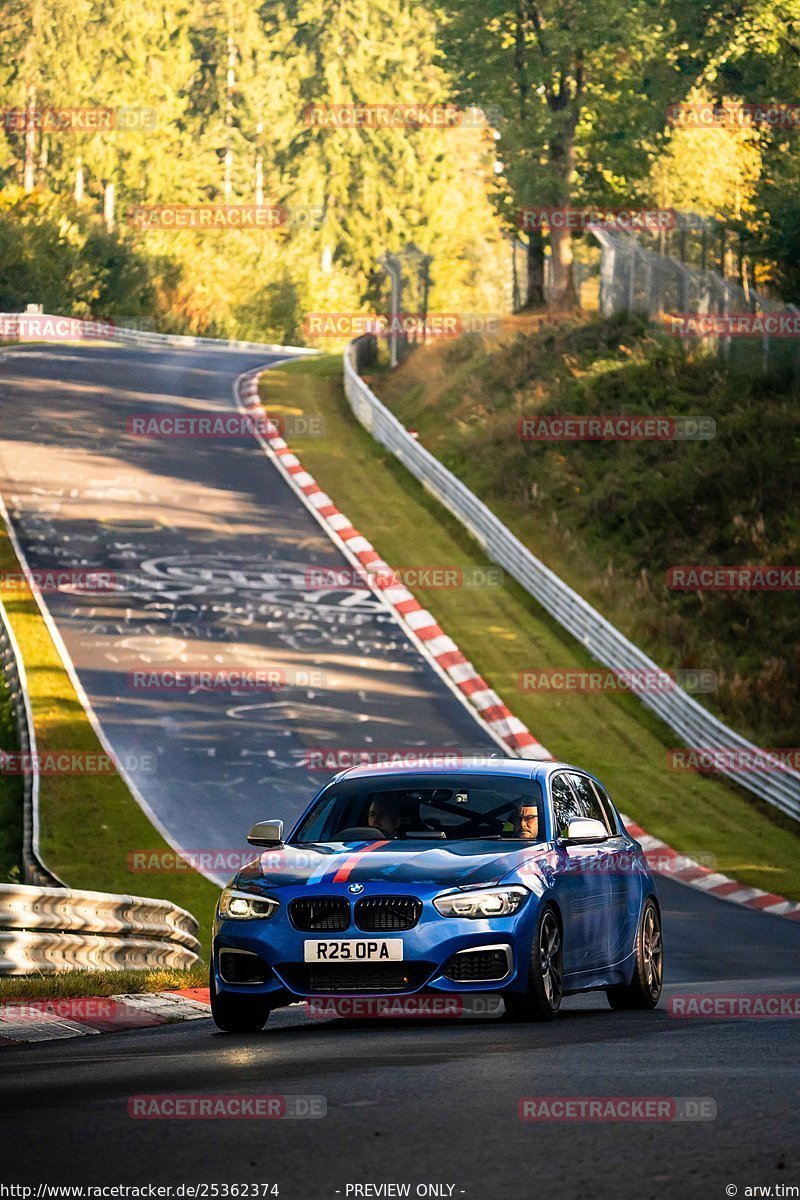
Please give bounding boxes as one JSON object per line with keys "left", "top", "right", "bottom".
{"left": 373, "top": 314, "right": 800, "bottom": 749}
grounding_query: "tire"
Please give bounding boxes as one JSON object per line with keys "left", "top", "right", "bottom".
{"left": 503, "top": 904, "right": 563, "bottom": 1022}
{"left": 210, "top": 969, "right": 271, "bottom": 1033}
{"left": 606, "top": 897, "right": 663, "bottom": 1011}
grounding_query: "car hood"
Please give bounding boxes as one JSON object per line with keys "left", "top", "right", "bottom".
{"left": 234, "top": 840, "right": 540, "bottom": 891}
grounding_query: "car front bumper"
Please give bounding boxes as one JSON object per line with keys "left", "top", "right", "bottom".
{"left": 212, "top": 884, "right": 539, "bottom": 1000}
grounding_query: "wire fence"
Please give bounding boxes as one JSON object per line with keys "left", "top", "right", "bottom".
{"left": 593, "top": 219, "right": 800, "bottom": 382}
{"left": 509, "top": 213, "right": 799, "bottom": 381}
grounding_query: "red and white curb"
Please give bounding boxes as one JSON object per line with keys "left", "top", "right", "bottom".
{"left": 236, "top": 370, "right": 549, "bottom": 761}
{"left": 621, "top": 817, "right": 800, "bottom": 920}
{"left": 0, "top": 988, "right": 211, "bottom": 1045}
{"left": 235, "top": 365, "right": 800, "bottom": 925}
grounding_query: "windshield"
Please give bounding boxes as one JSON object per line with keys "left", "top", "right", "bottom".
{"left": 292, "top": 774, "right": 544, "bottom": 844}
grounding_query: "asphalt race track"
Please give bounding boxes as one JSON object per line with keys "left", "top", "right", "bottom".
{"left": 0, "top": 342, "right": 498, "bottom": 872}
{"left": 1, "top": 877, "right": 799, "bottom": 1198}
{"left": 1, "top": 342, "right": 799, "bottom": 1199}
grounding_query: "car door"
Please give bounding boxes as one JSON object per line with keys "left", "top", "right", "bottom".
{"left": 587, "top": 776, "right": 644, "bottom": 966}
{"left": 549, "top": 771, "right": 613, "bottom": 976}
{"left": 566, "top": 772, "right": 620, "bottom": 971}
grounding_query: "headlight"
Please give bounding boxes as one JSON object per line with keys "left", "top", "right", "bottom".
{"left": 433, "top": 886, "right": 529, "bottom": 919}
{"left": 219, "top": 888, "right": 279, "bottom": 920}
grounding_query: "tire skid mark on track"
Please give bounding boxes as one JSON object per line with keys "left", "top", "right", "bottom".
{"left": 235, "top": 369, "right": 550, "bottom": 761}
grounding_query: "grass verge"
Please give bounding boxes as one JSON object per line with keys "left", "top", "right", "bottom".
{"left": 374, "top": 315, "right": 800, "bottom": 749}
{"left": 0, "top": 965, "right": 207, "bottom": 1001}
{"left": 0, "top": 520, "right": 219, "bottom": 951}
{"left": 261, "top": 354, "right": 800, "bottom": 900}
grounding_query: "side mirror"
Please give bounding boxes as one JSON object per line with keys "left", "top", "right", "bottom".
{"left": 564, "top": 818, "right": 607, "bottom": 843}
{"left": 247, "top": 819, "right": 284, "bottom": 847}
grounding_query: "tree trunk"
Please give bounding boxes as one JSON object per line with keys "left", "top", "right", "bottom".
{"left": 547, "top": 113, "right": 579, "bottom": 309}
{"left": 104, "top": 181, "right": 115, "bottom": 231}
{"left": 223, "top": 30, "right": 235, "bottom": 201}
{"left": 255, "top": 119, "right": 264, "bottom": 206}
{"left": 549, "top": 224, "right": 577, "bottom": 309}
{"left": 524, "top": 229, "right": 546, "bottom": 309}
{"left": 74, "top": 154, "right": 84, "bottom": 203}
{"left": 511, "top": 239, "right": 520, "bottom": 312}
{"left": 23, "top": 86, "right": 36, "bottom": 192}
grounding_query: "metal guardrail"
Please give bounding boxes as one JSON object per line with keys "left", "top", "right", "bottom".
{"left": 0, "top": 605, "right": 202, "bottom": 975}
{"left": 0, "top": 884, "right": 201, "bottom": 974}
{"left": 0, "top": 597, "right": 62, "bottom": 887}
{"left": 343, "top": 339, "right": 800, "bottom": 822}
{"left": 0, "top": 315, "right": 290, "bottom": 975}
{"left": 110, "top": 325, "right": 319, "bottom": 356}
{"left": 0, "top": 313, "right": 319, "bottom": 358}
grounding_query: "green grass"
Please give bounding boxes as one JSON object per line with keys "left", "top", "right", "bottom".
{"left": 0, "top": 522, "right": 220, "bottom": 952}
{"left": 262, "top": 353, "right": 800, "bottom": 900}
{"left": 0, "top": 672, "right": 23, "bottom": 882}
{"left": 0, "top": 965, "right": 207, "bottom": 1001}
{"left": 374, "top": 314, "right": 800, "bottom": 749}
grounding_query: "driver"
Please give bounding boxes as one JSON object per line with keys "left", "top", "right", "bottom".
{"left": 366, "top": 793, "right": 415, "bottom": 838}
{"left": 512, "top": 800, "right": 540, "bottom": 841}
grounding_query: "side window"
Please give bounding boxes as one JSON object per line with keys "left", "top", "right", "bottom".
{"left": 568, "top": 773, "right": 612, "bottom": 834}
{"left": 589, "top": 779, "right": 618, "bottom": 834}
{"left": 587, "top": 777, "right": 618, "bottom": 835}
{"left": 551, "top": 773, "right": 583, "bottom": 837}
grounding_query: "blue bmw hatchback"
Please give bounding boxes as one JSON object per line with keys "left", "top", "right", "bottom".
{"left": 210, "top": 759, "right": 664, "bottom": 1031}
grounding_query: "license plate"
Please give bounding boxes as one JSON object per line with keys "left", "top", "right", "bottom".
{"left": 303, "top": 939, "right": 403, "bottom": 963}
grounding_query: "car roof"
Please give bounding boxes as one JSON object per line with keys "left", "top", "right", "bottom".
{"left": 334, "top": 757, "right": 580, "bottom": 784}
